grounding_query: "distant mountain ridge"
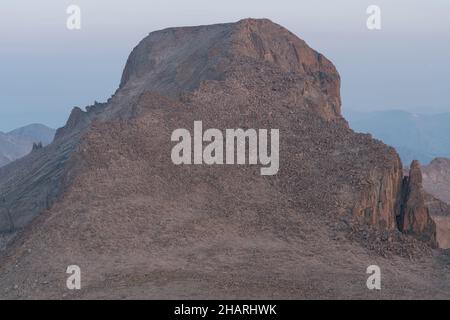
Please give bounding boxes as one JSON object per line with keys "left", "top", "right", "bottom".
{"left": 0, "top": 124, "right": 55, "bottom": 167}
{"left": 344, "top": 109, "right": 450, "bottom": 165}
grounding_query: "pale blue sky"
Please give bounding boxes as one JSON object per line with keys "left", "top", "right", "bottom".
{"left": 1, "top": 0, "right": 449, "bottom": 131}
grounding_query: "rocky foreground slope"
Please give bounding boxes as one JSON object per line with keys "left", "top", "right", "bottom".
{"left": 0, "top": 19, "right": 449, "bottom": 299}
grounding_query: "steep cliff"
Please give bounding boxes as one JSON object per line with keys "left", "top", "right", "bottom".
{"left": 350, "top": 153, "right": 403, "bottom": 230}
{"left": 398, "top": 161, "right": 437, "bottom": 246}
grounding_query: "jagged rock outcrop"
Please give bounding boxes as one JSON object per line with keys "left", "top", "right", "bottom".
{"left": 0, "top": 19, "right": 448, "bottom": 299}
{"left": 350, "top": 155, "right": 403, "bottom": 230}
{"left": 397, "top": 161, "right": 437, "bottom": 246}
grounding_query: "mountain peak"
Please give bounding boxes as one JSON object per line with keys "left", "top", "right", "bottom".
{"left": 119, "top": 18, "right": 341, "bottom": 117}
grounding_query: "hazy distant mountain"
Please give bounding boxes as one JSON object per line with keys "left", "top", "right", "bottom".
{"left": 344, "top": 109, "right": 450, "bottom": 165}
{"left": 8, "top": 124, "right": 55, "bottom": 145}
{"left": 0, "top": 124, "right": 55, "bottom": 167}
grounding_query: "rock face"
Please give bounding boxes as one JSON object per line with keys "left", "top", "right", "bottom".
{"left": 0, "top": 19, "right": 448, "bottom": 299}
{"left": 425, "top": 193, "right": 450, "bottom": 217}
{"left": 350, "top": 159, "right": 403, "bottom": 230}
{"left": 421, "top": 158, "right": 450, "bottom": 248}
{"left": 397, "top": 161, "right": 437, "bottom": 246}
{"left": 422, "top": 157, "right": 450, "bottom": 204}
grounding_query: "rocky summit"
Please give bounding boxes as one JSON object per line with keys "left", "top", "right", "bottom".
{"left": 0, "top": 19, "right": 449, "bottom": 299}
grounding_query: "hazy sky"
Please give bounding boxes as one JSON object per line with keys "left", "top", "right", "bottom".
{"left": 1, "top": 0, "right": 449, "bottom": 131}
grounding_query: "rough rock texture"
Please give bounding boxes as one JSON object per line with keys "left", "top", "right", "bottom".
{"left": 422, "top": 157, "right": 450, "bottom": 205}
{"left": 120, "top": 19, "right": 341, "bottom": 120}
{"left": 350, "top": 159, "right": 403, "bottom": 230}
{"left": 433, "top": 217, "right": 450, "bottom": 249}
{"left": 0, "top": 19, "right": 448, "bottom": 299}
{"left": 421, "top": 158, "right": 450, "bottom": 249}
{"left": 425, "top": 193, "right": 450, "bottom": 217}
{"left": 398, "top": 161, "right": 437, "bottom": 247}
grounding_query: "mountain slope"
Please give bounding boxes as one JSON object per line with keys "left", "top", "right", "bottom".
{"left": 0, "top": 19, "right": 448, "bottom": 299}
